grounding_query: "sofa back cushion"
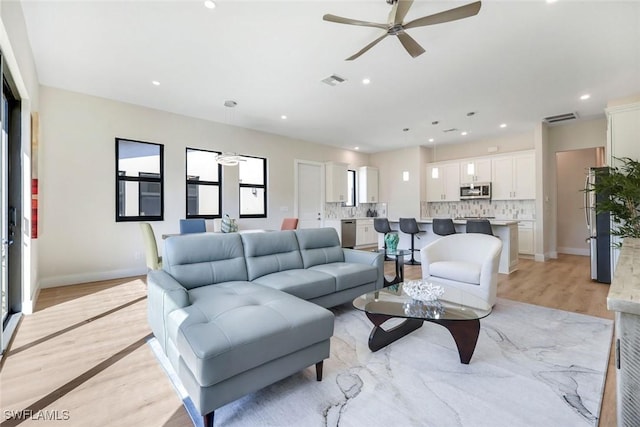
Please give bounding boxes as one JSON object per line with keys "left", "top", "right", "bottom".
{"left": 241, "top": 231, "right": 303, "bottom": 280}
{"left": 163, "top": 233, "right": 248, "bottom": 289}
{"left": 295, "top": 228, "right": 344, "bottom": 268}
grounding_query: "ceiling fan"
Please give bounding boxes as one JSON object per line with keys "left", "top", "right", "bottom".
{"left": 323, "top": 0, "right": 481, "bottom": 60}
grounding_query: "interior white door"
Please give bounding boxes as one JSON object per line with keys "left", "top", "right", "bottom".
{"left": 295, "top": 161, "right": 323, "bottom": 229}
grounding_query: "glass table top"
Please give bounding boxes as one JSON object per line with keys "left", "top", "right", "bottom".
{"left": 377, "top": 249, "right": 412, "bottom": 257}
{"left": 353, "top": 281, "right": 492, "bottom": 321}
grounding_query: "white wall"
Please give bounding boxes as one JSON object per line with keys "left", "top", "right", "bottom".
{"left": 37, "top": 86, "right": 370, "bottom": 287}
{"left": 429, "top": 132, "right": 534, "bottom": 162}
{"left": 369, "top": 146, "right": 423, "bottom": 220}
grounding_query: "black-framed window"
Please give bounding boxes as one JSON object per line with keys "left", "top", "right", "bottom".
{"left": 115, "top": 138, "right": 164, "bottom": 222}
{"left": 346, "top": 169, "right": 356, "bottom": 207}
{"left": 186, "top": 148, "right": 222, "bottom": 218}
{"left": 239, "top": 155, "right": 267, "bottom": 218}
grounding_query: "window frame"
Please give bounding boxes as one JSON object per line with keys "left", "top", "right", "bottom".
{"left": 185, "top": 147, "right": 223, "bottom": 219}
{"left": 115, "top": 138, "right": 164, "bottom": 222}
{"left": 238, "top": 154, "right": 267, "bottom": 219}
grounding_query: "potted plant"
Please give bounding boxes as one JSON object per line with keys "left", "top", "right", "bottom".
{"left": 589, "top": 157, "right": 640, "bottom": 241}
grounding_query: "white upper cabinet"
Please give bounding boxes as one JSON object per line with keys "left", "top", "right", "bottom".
{"left": 358, "top": 166, "right": 379, "bottom": 203}
{"left": 491, "top": 151, "right": 535, "bottom": 200}
{"left": 460, "top": 158, "right": 492, "bottom": 184}
{"left": 426, "top": 162, "right": 461, "bottom": 202}
{"left": 607, "top": 102, "right": 640, "bottom": 167}
{"left": 325, "top": 162, "right": 348, "bottom": 203}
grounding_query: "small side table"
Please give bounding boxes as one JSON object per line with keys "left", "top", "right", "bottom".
{"left": 378, "top": 249, "right": 411, "bottom": 287}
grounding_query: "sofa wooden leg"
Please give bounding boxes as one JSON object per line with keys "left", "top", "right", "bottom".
{"left": 315, "top": 361, "right": 324, "bottom": 381}
{"left": 203, "top": 411, "right": 215, "bottom": 427}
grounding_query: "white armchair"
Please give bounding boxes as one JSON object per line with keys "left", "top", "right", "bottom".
{"left": 420, "top": 233, "right": 503, "bottom": 306}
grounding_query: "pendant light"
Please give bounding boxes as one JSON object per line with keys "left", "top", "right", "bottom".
{"left": 215, "top": 100, "right": 246, "bottom": 167}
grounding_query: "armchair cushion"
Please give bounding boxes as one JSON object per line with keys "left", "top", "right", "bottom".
{"left": 429, "top": 261, "right": 481, "bottom": 285}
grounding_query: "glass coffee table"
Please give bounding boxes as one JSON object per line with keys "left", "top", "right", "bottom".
{"left": 353, "top": 282, "right": 492, "bottom": 364}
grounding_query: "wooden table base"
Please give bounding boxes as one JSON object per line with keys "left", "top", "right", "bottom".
{"left": 365, "top": 312, "right": 481, "bottom": 364}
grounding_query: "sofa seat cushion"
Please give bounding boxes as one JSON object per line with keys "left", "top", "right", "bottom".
{"left": 252, "top": 269, "right": 335, "bottom": 300}
{"left": 429, "top": 261, "right": 481, "bottom": 285}
{"left": 309, "top": 262, "right": 378, "bottom": 292}
{"left": 172, "top": 282, "right": 334, "bottom": 387}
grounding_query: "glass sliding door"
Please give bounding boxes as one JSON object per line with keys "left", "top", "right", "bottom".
{"left": 0, "top": 58, "right": 7, "bottom": 353}
{"left": 1, "top": 52, "right": 22, "bottom": 356}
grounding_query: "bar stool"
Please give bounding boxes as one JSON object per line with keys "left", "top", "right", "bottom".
{"left": 374, "top": 218, "right": 395, "bottom": 260}
{"left": 399, "top": 218, "right": 422, "bottom": 265}
{"left": 433, "top": 218, "right": 456, "bottom": 236}
{"left": 466, "top": 219, "right": 493, "bottom": 235}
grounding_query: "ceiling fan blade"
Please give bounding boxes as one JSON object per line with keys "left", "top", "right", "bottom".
{"left": 346, "top": 33, "right": 389, "bottom": 61}
{"left": 396, "top": 32, "right": 426, "bottom": 58}
{"left": 403, "top": 1, "right": 481, "bottom": 30}
{"left": 388, "top": 0, "right": 414, "bottom": 25}
{"left": 323, "top": 14, "right": 387, "bottom": 30}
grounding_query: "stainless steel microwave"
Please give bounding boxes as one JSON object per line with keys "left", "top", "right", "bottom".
{"left": 460, "top": 183, "right": 491, "bottom": 200}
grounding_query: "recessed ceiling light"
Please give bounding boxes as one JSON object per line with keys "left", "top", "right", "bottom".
{"left": 500, "top": 123, "right": 507, "bottom": 128}
{"left": 580, "top": 94, "right": 591, "bottom": 100}
{"left": 281, "top": 115, "right": 287, "bottom": 120}
{"left": 204, "top": 0, "right": 216, "bottom": 9}
{"left": 428, "top": 138, "right": 435, "bottom": 143}
{"left": 362, "top": 78, "right": 371, "bottom": 85}
{"left": 461, "top": 131, "right": 468, "bottom": 136}
{"left": 546, "top": 0, "right": 558, "bottom": 3}
{"left": 354, "top": 146, "right": 360, "bottom": 150}
{"left": 152, "top": 80, "right": 160, "bottom": 86}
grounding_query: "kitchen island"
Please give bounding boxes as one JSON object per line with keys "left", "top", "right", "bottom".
{"left": 386, "top": 218, "right": 519, "bottom": 274}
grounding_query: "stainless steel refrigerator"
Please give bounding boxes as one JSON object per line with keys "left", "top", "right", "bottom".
{"left": 584, "top": 167, "right": 611, "bottom": 283}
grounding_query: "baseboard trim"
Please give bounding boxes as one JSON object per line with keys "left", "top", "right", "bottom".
{"left": 558, "top": 247, "right": 590, "bottom": 256}
{"left": 39, "top": 267, "right": 147, "bottom": 288}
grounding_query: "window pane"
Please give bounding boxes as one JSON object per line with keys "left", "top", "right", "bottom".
{"left": 240, "top": 187, "right": 265, "bottom": 216}
{"left": 116, "top": 138, "right": 163, "bottom": 221}
{"left": 187, "top": 184, "right": 220, "bottom": 216}
{"left": 187, "top": 149, "right": 219, "bottom": 182}
{"left": 346, "top": 170, "right": 356, "bottom": 207}
{"left": 239, "top": 157, "right": 264, "bottom": 185}
{"left": 118, "top": 140, "right": 160, "bottom": 177}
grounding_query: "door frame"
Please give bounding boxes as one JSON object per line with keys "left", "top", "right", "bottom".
{"left": 293, "top": 159, "right": 325, "bottom": 228}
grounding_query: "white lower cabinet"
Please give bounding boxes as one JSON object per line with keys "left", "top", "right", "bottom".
{"left": 518, "top": 221, "right": 535, "bottom": 255}
{"left": 355, "top": 219, "right": 377, "bottom": 247}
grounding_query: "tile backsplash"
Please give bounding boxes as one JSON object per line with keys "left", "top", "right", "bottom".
{"left": 324, "top": 202, "right": 388, "bottom": 219}
{"left": 423, "top": 199, "right": 535, "bottom": 220}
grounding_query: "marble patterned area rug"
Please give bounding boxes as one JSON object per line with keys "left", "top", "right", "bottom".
{"left": 150, "top": 298, "right": 613, "bottom": 427}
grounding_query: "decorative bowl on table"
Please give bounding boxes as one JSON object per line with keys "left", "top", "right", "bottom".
{"left": 403, "top": 280, "right": 444, "bottom": 302}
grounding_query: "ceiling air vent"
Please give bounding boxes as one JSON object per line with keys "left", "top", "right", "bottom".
{"left": 544, "top": 112, "right": 579, "bottom": 124}
{"left": 443, "top": 128, "right": 458, "bottom": 133}
{"left": 321, "top": 74, "right": 346, "bottom": 86}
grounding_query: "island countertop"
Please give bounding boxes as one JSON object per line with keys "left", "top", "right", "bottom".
{"left": 607, "top": 237, "right": 640, "bottom": 315}
{"left": 417, "top": 218, "right": 520, "bottom": 226}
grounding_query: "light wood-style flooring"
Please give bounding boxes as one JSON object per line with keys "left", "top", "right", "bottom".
{"left": 0, "top": 254, "right": 615, "bottom": 426}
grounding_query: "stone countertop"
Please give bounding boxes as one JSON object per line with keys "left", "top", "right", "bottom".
{"left": 607, "top": 237, "right": 640, "bottom": 315}
{"left": 386, "top": 218, "right": 519, "bottom": 226}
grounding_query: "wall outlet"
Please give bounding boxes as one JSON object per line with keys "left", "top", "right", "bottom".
{"left": 134, "top": 251, "right": 143, "bottom": 261}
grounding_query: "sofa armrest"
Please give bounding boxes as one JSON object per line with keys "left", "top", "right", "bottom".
{"left": 147, "top": 269, "right": 190, "bottom": 353}
{"left": 343, "top": 249, "right": 384, "bottom": 289}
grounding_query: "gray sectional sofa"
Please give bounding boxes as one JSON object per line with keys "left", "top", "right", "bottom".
{"left": 147, "top": 227, "right": 383, "bottom": 426}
